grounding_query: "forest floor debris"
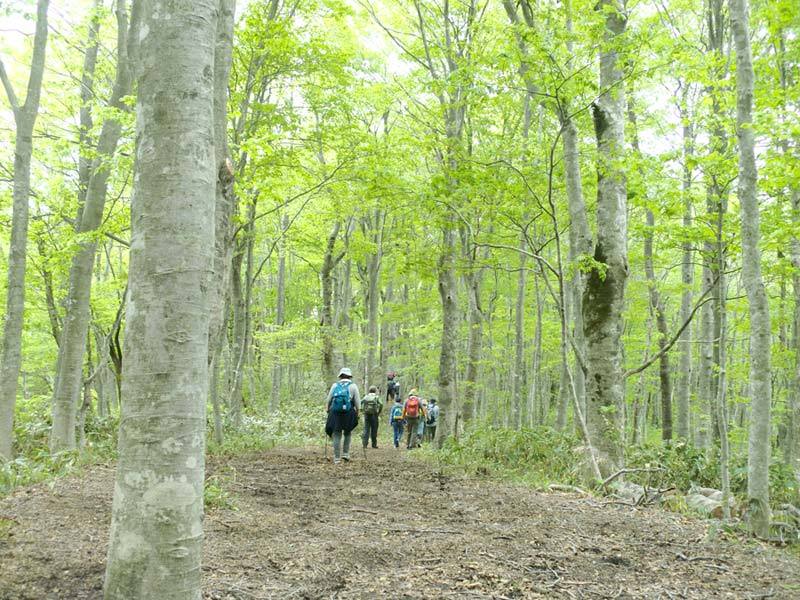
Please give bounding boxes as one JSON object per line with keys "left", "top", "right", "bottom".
{"left": 1, "top": 446, "right": 799, "bottom": 599}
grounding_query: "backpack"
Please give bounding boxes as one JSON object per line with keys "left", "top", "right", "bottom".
{"left": 362, "top": 393, "right": 380, "bottom": 415}
{"left": 390, "top": 404, "right": 404, "bottom": 423}
{"left": 405, "top": 396, "right": 420, "bottom": 419}
{"left": 427, "top": 405, "right": 438, "bottom": 425}
{"left": 330, "top": 380, "right": 352, "bottom": 413}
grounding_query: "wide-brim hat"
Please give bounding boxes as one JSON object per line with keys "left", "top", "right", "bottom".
{"left": 338, "top": 367, "right": 352, "bottom": 378}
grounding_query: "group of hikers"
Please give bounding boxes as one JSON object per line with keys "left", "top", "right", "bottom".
{"left": 324, "top": 368, "right": 439, "bottom": 464}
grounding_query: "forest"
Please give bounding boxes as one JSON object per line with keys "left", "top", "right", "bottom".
{"left": 1, "top": 0, "right": 800, "bottom": 598}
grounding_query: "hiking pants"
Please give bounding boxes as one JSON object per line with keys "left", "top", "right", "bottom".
{"left": 405, "top": 417, "right": 419, "bottom": 448}
{"left": 392, "top": 422, "right": 404, "bottom": 447}
{"left": 416, "top": 417, "right": 425, "bottom": 444}
{"left": 362, "top": 413, "right": 379, "bottom": 448}
{"left": 427, "top": 424, "right": 437, "bottom": 443}
{"left": 332, "top": 430, "right": 352, "bottom": 461}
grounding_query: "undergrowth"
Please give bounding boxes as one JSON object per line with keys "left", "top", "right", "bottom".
{"left": 434, "top": 421, "right": 800, "bottom": 510}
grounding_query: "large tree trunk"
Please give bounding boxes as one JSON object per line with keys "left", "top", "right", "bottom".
{"left": 583, "top": 0, "right": 627, "bottom": 475}
{"left": 50, "top": 0, "right": 136, "bottom": 452}
{"left": 462, "top": 266, "right": 484, "bottom": 428}
{"left": 0, "top": 0, "right": 49, "bottom": 459}
{"left": 676, "top": 107, "right": 695, "bottom": 441}
{"left": 208, "top": 0, "right": 236, "bottom": 397}
{"left": 436, "top": 227, "right": 459, "bottom": 447}
{"left": 103, "top": 1, "right": 219, "bottom": 596}
{"left": 730, "top": 0, "right": 772, "bottom": 538}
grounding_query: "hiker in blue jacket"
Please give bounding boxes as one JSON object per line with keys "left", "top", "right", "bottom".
{"left": 388, "top": 396, "right": 405, "bottom": 449}
{"left": 325, "top": 367, "right": 361, "bottom": 464}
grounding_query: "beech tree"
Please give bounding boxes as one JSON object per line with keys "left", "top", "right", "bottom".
{"left": 0, "top": 0, "right": 49, "bottom": 459}
{"left": 103, "top": 0, "right": 224, "bottom": 596}
{"left": 730, "top": 0, "right": 772, "bottom": 538}
{"left": 583, "top": 0, "right": 628, "bottom": 473}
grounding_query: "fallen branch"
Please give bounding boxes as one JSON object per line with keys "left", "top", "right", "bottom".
{"left": 600, "top": 467, "right": 665, "bottom": 490}
{"left": 549, "top": 484, "right": 589, "bottom": 495}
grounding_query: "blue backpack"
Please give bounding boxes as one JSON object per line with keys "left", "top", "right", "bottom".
{"left": 390, "top": 404, "right": 404, "bottom": 424}
{"left": 330, "top": 380, "right": 352, "bottom": 413}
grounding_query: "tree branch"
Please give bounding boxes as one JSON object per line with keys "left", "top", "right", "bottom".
{"left": 623, "top": 278, "right": 718, "bottom": 379}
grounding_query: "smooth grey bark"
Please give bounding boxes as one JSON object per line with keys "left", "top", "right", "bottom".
{"left": 730, "top": 0, "right": 772, "bottom": 538}
{"left": 582, "top": 0, "right": 627, "bottom": 474}
{"left": 77, "top": 0, "right": 103, "bottom": 216}
{"left": 270, "top": 213, "right": 288, "bottom": 411}
{"left": 527, "top": 269, "right": 543, "bottom": 426}
{"left": 103, "top": 0, "right": 218, "bottom": 596}
{"left": 50, "top": 0, "right": 137, "bottom": 453}
{"left": 697, "top": 261, "right": 714, "bottom": 448}
{"left": 0, "top": 0, "right": 50, "bottom": 459}
{"left": 320, "top": 221, "right": 344, "bottom": 384}
{"left": 676, "top": 101, "right": 695, "bottom": 441}
{"left": 789, "top": 192, "right": 800, "bottom": 478}
{"left": 208, "top": 0, "right": 236, "bottom": 419}
{"left": 462, "top": 264, "right": 484, "bottom": 428}
{"left": 363, "top": 209, "right": 384, "bottom": 390}
{"left": 560, "top": 0, "right": 591, "bottom": 424}
{"left": 436, "top": 227, "right": 459, "bottom": 447}
{"left": 34, "top": 234, "right": 62, "bottom": 346}
{"left": 513, "top": 236, "right": 527, "bottom": 429}
{"left": 715, "top": 265, "right": 732, "bottom": 519}
{"left": 563, "top": 114, "right": 591, "bottom": 422}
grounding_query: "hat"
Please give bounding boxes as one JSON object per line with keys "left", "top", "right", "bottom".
{"left": 409, "top": 388, "right": 418, "bottom": 396}
{"left": 429, "top": 398, "right": 437, "bottom": 403}
{"left": 338, "top": 367, "right": 352, "bottom": 378}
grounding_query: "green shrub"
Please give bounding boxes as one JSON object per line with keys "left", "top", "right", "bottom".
{"left": 436, "top": 422, "right": 581, "bottom": 487}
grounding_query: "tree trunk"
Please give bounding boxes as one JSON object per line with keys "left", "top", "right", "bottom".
{"left": 51, "top": 0, "right": 136, "bottom": 452}
{"left": 512, "top": 236, "right": 527, "bottom": 429}
{"left": 789, "top": 189, "right": 800, "bottom": 480}
{"left": 320, "top": 221, "right": 342, "bottom": 384}
{"left": 528, "top": 270, "right": 543, "bottom": 426}
{"left": 730, "top": 0, "right": 772, "bottom": 538}
{"left": 103, "top": 1, "right": 219, "bottom": 596}
{"left": 435, "top": 227, "right": 459, "bottom": 447}
{"left": 676, "top": 106, "right": 695, "bottom": 441}
{"left": 208, "top": 0, "right": 236, "bottom": 407}
{"left": 582, "top": 0, "right": 627, "bottom": 474}
{"left": 0, "top": 0, "right": 49, "bottom": 459}
{"left": 271, "top": 213, "right": 288, "bottom": 411}
{"left": 364, "top": 209, "right": 384, "bottom": 390}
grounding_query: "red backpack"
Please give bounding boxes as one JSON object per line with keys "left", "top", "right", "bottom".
{"left": 406, "top": 396, "right": 420, "bottom": 418}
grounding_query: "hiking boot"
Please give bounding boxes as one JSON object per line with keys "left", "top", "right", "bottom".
{"left": 342, "top": 455, "right": 350, "bottom": 462}
{"left": 333, "top": 458, "right": 341, "bottom": 464}
{"left": 371, "top": 445, "right": 378, "bottom": 449}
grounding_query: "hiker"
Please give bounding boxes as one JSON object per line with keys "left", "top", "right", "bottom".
{"left": 324, "top": 367, "right": 361, "bottom": 464}
{"left": 403, "top": 389, "right": 425, "bottom": 449}
{"left": 426, "top": 398, "right": 439, "bottom": 442}
{"left": 389, "top": 396, "right": 405, "bottom": 448}
{"left": 361, "top": 385, "right": 382, "bottom": 449}
{"left": 415, "top": 397, "right": 428, "bottom": 447}
{"left": 387, "top": 371, "right": 400, "bottom": 404}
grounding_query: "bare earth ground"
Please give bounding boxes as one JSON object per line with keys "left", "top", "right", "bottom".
{"left": 1, "top": 443, "right": 799, "bottom": 599}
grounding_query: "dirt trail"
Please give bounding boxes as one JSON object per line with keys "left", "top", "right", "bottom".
{"left": 1, "top": 444, "right": 799, "bottom": 599}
